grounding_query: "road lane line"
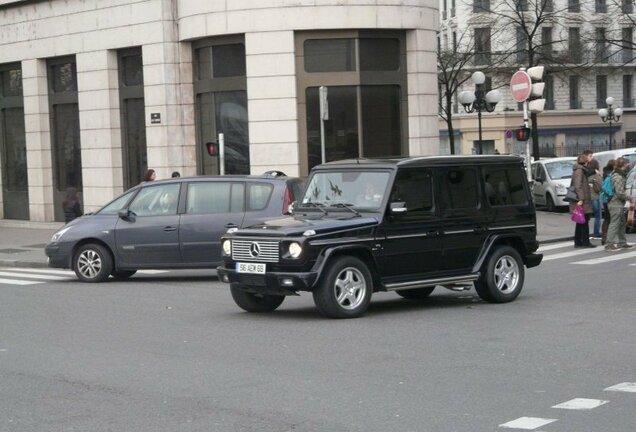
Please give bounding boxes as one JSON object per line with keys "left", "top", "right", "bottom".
{"left": 605, "top": 382, "right": 636, "bottom": 392}
{"left": 0, "top": 267, "right": 75, "bottom": 276}
{"left": 0, "top": 271, "right": 68, "bottom": 281}
{"left": 572, "top": 250, "right": 636, "bottom": 265}
{"left": 0, "top": 278, "right": 41, "bottom": 286}
{"left": 552, "top": 398, "right": 608, "bottom": 410}
{"left": 542, "top": 247, "right": 603, "bottom": 261}
{"left": 538, "top": 241, "right": 574, "bottom": 252}
{"left": 499, "top": 417, "right": 557, "bottom": 430}
{"left": 136, "top": 270, "right": 169, "bottom": 274}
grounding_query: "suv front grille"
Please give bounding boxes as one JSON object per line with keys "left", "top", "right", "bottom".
{"left": 232, "top": 240, "right": 279, "bottom": 263}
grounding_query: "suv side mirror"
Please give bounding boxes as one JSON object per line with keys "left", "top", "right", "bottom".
{"left": 390, "top": 202, "right": 407, "bottom": 215}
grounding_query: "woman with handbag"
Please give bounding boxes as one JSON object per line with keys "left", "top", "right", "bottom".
{"left": 570, "top": 154, "right": 596, "bottom": 248}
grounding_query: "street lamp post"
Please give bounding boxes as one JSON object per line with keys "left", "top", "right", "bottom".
{"left": 458, "top": 71, "right": 502, "bottom": 154}
{"left": 598, "top": 96, "right": 623, "bottom": 150}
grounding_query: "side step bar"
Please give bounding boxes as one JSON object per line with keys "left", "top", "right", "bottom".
{"left": 384, "top": 273, "right": 480, "bottom": 291}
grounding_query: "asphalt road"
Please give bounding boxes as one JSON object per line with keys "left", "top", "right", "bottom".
{"left": 1, "top": 242, "right": 635, "bottom": 432}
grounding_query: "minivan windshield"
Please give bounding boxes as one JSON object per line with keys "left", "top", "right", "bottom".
{"left": 300, "top": 171, "right": 390, "bottom": 210}
{"left": 545, "top": 160, "right": 575, "bottom": 180}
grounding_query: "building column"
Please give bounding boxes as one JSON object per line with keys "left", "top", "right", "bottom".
{"left": 22, "top": 59, "right": 54, "bottom": 222}
{"left": 245, "top": 31, "right": 299, "bottom": 177}
{"left": 76, "top": 50, "right": 123, "bottom": 214}
{"left": 406, "top": 29, "right": 440, "bottom": 156}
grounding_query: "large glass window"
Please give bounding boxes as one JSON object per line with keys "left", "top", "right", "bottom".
{"left": 440, "top": 168, "right": 479, "bottom": 210}
{"left": 389, "top": 169, "right": 435, "bottom": 216}
{"left": 48, "top": 56, "right": 82, "bottom": 222}
{"left": 482, "top": 166, "right": 527, "bottom": 207}
{"left": 194, "top": 37, "right": 249, "bottom": 175}
{"left": 624, "top": 75, "right": 634, "bottom": 108}
{"left": 129, "top": 183, "right": 180, "bottom": 216}
{"left": 474, "top": 28, "right": 491, "bottom": 65}
{"left": 298, "top": 31, "right": 407, "bottom": 172}
{"left": 596, "top": 75, "right": 607, "bottom": 108}
{"left": 0, "top": 63, "right": 28, "bottom": 220}
{"left": 185, "top": 182, "right": 242, "bottom": 214}
{"left": 118, "top": 48, "right": 147, "bottom": 189}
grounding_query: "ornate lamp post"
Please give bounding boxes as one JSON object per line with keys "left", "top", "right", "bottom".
{"left": 458, "top": 71, "right": 502, "bottom": 154}
{"left": 598, "top": 96, "right": 623, "bottom": 150}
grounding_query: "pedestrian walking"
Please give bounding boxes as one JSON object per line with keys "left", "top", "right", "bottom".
{"left": 570, "top": 154, "right": 595, "bottom": 248}
{"left": 62, "top": 187, "right": 82, "bottom": 223}
{"left": 588, "top": 158, "right": 602, "bottom": 239}
{"left": 601, "top": 159, "right": 615, "bottom": 245}
{"left": 605, "top": 157, "right": 634, "bottom": 251}
{"left": 143, "top": 168, "right": 156, "bottom": 182}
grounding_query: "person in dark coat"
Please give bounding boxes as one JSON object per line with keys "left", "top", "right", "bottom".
{"left": 569, "top": 154, "right": 595, "bottom": 248}
{"left": 62, "top": 187, "right": 82, "bottom": 223}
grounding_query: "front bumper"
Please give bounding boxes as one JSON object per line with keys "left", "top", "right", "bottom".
{"left": 44, "top": 242, "right": 73, "bottom": 269}
{"left": 217, "top": 265, "right": 318, "bottom": 295}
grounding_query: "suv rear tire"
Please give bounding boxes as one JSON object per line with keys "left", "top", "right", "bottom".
{"left": 396, "top": 287, "right": 435, "bottom": 299}
{"left": 474, "top": 246, "right": 524, "bottom": 303}
{"left": 230, "top": 285, "right": 285, "bottom": 312}
{"left": 313, "top": 256, "right": 373, "bottom": 318}
{"left": 73, "top": 243, "right": 113, "bottom": 282}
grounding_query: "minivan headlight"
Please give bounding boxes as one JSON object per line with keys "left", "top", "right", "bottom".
{"left": 222, "top": 240, "right": 232, "bottom": 256}
{"left": 555, "top": 183, "right": 566, "bottom": 194}
{"left": 288, "top": 242, "right": 302, "bottom": 259}
{"left": 50, "top": 227, "right": 72, "bottom": 243}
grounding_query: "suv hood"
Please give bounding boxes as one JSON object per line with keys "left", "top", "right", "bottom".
{"left": 234, "top": 214, "right": 380, "bottom": 237}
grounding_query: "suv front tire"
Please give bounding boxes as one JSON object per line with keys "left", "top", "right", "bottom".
{"left": 313, "top": 256, "right": 373, "bottom": 318}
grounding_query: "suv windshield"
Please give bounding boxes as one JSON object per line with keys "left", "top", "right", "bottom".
{"left": 545, "top": 160, "right": 575, "bottom": 179}
{"left": 301, "top": 170, "right": 390, "bottom": 210}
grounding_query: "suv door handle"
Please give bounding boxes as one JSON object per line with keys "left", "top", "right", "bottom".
{"left": 163, "top": 226, "right": 177, "bottom": 232}
{"left": 225, "top": 223, "right": 238, "bottom": 228}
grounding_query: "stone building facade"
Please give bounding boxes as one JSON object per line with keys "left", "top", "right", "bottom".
{"left": 0, "top": 0, "right": 439, "bottom": 222}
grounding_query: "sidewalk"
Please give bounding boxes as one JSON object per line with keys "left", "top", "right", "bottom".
{"left": 0, "top": 212, "right": 573, "bottom": 269}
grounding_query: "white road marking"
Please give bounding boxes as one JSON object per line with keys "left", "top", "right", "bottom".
{"left": 537, "top": 241, "right": 573, "bottom": 252}
{"left": 605, "top": 382, "right": 636, "bottom": 392}
{"left": 572, "top": 250, "right": 636, "bottom": 265}
{"left": 136, "top": 270, "right": 169, "bottom": 274}
{"left": 499, "top": 417, "right": 557, "bottom": 430}
{"left": 552, "top": 398, "right": 609, "bottom": 410}
{"left": 1, "top": 267, "right": 75, "bottom": 276}
{"left": 542, "top": 247, "right": 603, "bottom": 261}
{"left": 0, "top": 278, "right": 41, "bottom": 286}
{"left": 0, "top": 271, "right": 68, "bottom": 281}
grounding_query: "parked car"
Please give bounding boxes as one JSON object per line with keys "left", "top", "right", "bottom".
{"left": 594, "top": 147, "right": 636, "bottom": 171}
{"left": 531, "top": 157, "right": 576, "bottom": 212}
{"left": 45, "top": 172, "right": 305, "bottom": 282}
{"left": 218, "top": 156, "right": 542, "bottom": 318}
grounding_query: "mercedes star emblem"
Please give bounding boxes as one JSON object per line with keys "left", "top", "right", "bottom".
{"left": 249, "top": 242, "right": 261, "bottom": 257}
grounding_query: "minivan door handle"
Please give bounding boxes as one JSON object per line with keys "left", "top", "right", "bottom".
{"left": 225, "top": 223, "right": 238, "bottom": 228}
{"left": 163, "top": 226, "right": 177, "bottom": 232}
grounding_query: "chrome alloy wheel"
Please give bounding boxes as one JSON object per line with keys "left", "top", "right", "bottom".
{"left": 493, "top": 255, "right": 520, "bottom": 293}
{"left": 334, "top": 266, "right": 367, "bottom": 310}
{"left": 77, "top": 249, "right": 102, "bottom": 279}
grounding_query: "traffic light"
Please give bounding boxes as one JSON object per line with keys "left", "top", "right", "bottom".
{"left": 527, "top": 66, "right": 546, "bottom": 113}
{"left": 516, "top": 127, "right": 531, "bottom": 141}
{"left": 205, "top": 142, "right": 218, "bottom": 156}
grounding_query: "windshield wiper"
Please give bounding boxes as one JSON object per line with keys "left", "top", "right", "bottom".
{"left": 330, "top": 203, "right": 360, "bottom": 216}
{"left": 299, "top": 202, "right": 328, "bottom": 214}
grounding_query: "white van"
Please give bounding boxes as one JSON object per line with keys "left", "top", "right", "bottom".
{"left": 594, "top": 147, "right": 636, "bottom": 171}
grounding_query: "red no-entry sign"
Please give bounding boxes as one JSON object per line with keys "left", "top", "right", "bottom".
{"left": 510, "top": 71, "right": 532, "bottom": 103}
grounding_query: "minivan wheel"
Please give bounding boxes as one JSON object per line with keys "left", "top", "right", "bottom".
{"left": 230, "top": 285, "right": 285, "bottom": 313}
{"left": 73, "top": 243, "right": 113, "bottom": 283}
{"left": 111, "top": 270, "right": 137, "bottom": 280}
{"left": 474, "top": 246, "right": 524, "bottom": 303}
{"left": 546, "top": 194, "right": 555, "bottom": 212}
{"left": 396, "top": 287, "right": 435, "bottom": 299}
{"left": 313, "top": 256, "right": 373, "bottom": 318}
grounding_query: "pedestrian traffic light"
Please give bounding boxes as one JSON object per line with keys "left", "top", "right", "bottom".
{"left": 516, "top": 127, "right": 531, "bottom": 141}
{"left": 205, "top": 142, "right": 218, "bottom": 156}
{"left": 527, "top": 66, "right": 546, "bottom": 113}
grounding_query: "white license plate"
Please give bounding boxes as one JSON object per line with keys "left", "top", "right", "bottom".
{"left": 236, "top": 262, "right": 266, "bottom": 274}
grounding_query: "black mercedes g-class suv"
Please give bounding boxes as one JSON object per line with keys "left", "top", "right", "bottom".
{"left": 217, "top": 156, "right": 542, "bottom": 318}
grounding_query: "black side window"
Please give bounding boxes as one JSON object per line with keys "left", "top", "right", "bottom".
{"left": 440, "top": 168, "right": 479, "bottom": 210}
{"left": 389, "top": 168, "right": 435, "bottom": 217}
{"left": 482, "top": 165, "right": 528, "bottom": 207}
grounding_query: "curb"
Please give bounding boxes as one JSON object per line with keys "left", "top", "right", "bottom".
{"left": 538, "top": 236, "right": 574, "bottom": 245}
{"left": 0, "top": 259, "right": 49, "bottom": 269}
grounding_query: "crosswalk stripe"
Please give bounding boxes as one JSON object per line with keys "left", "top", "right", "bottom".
{"left": 572, "top": 250, "right": 636, "bottom": 265}
{"left": 0, "top": 278, "right": 41, "bottom": 286}
{"left": 538, "top": 241, "right": 573, "bottom": 252}
{"left": 0, "top": 267, "right": 75, "bottom": 276}
{"left": 542, "top": 247, "right": 603, "bottom": 261}
{"left": 0, "top": 271, "right": 69, "bottom": 281}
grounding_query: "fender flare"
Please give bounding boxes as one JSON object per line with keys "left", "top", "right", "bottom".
{"left": 472, "top": 234, "right": 528, "bottom": 273}
{"left": 309, "top": 244, "right": 379, "bottom": 288}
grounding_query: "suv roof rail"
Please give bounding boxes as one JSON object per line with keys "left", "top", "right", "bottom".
{"left": 261, "top": 170, "right": 287, "bottom": 178}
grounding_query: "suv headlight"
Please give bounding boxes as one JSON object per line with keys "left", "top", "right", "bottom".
{"left": 555, "top": 184, "right": 566, "bottom": 194}
{"left": 222, "top": 240, "right": 232, "bottom": 256}
{"left": 50, "top": 226, "right": 72, "bottom": 243}
{"left": 288, "top": 242, "right": 302, "bottom": 259}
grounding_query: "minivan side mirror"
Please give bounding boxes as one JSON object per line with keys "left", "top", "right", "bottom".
{"left": 118, "top": 209, "right": 131, "bottom": 220}
{"left": 288, "top": 201, "right": 296, "bottom": 214}
{"left": 390, "top": 202, "right": 408, "bottom": 215}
